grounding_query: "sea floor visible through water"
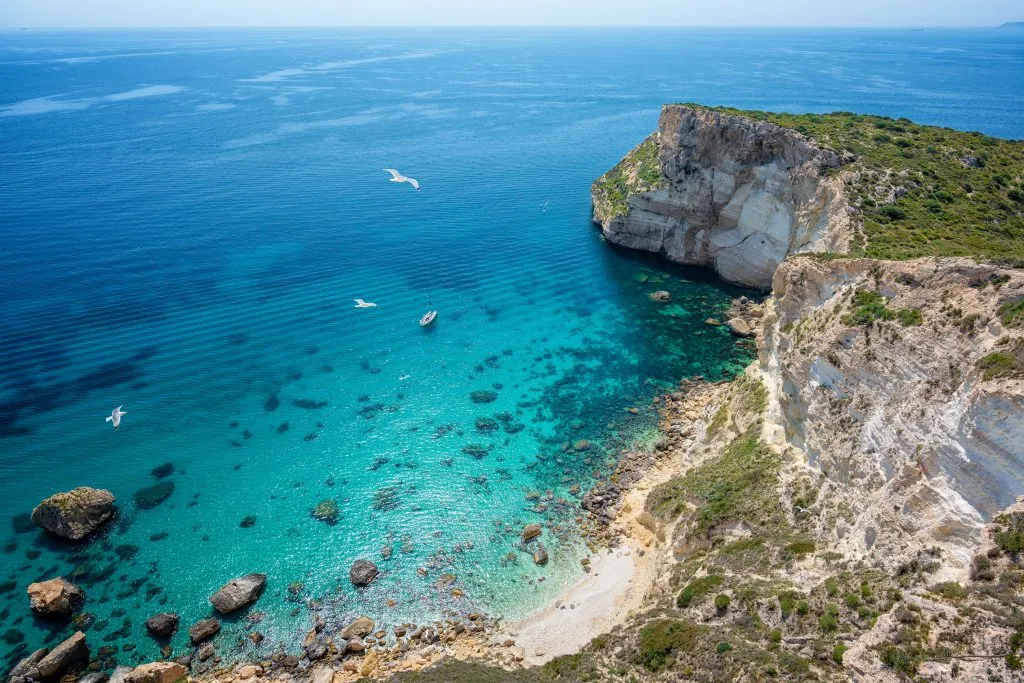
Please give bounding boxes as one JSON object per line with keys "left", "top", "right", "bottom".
{"left": 1, "top": 27, "right": 1022, "bottom": 672}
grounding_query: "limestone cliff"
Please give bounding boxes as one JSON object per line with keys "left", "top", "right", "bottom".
{"left": 759, "top": 257, "right": 1024, "bottom": 573}
{"left": 592, "top": 105, "right": 855, "bottom": 288}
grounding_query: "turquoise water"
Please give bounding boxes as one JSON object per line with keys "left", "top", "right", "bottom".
{"left": 1, "top": 28, "right": 1022, "bottom": 670}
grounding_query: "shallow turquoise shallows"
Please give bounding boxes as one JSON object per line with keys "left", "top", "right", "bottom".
{"left": 1, "top": 28, "right": 1022, "bottom": 670}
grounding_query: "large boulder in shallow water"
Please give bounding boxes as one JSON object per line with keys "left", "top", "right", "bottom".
{"left": 145, "top": 612, "right": 179, "bottom": 638}
{"left": 133, "top": 481, "right": 175, "bottom": 510}
{"left": 340, "top": 615, "right": 375, "bottom": 638}
{"left": 31, "top": 487, "right": 115, "bottom": 541}
{"left": 209, "top": 573, "right": 266, "bottom": 613}
{"left": 188, "top": 618, "right": 220, "bottom": 644}
{"left": 36, "top": 631, "right": 88, "bottom": 679}
{"left": 28, "top": 577, "right": 85, "bottom": 617}
{"left": 125, "top": 662, "right": 188, "bottom": 683}
{"left": 349, "top": 559, "right": 379, "bottom": 586}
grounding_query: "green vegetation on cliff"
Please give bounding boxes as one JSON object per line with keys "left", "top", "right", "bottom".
{"left": 591, "top": 134, "right": 665, "bottom": 221}
{"left": 691, "top": 105, "right": 1024, "bottom": 263}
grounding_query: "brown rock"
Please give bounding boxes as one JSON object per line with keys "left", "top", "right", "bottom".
{"left": 31, "top": 487, "right": 115, "bottom": 541}
{"left": 28, "top": 577, "right": 85, "bottom": 617}
{"left": 35, "top": 632, "right": 88, "bottom": 679}
{"left": 726, "top": 318, "right": 753, "bottom": 337}
{"left": 521, "top": 523, "right": 542, "bottom": 542}
{"left": 125, "top": 662, "right": 188, "bottom": 683}
{"left": 188, "top": 618, "right": 220, "bottom": 644}
{"left": 341, "top": 615, "right": 375, "bottom": 639}
{"left": 349, "top": 559, "right": 379, "bottom": 586}
{"left": 209, "top": 573, "right": 266, "bottom": 613}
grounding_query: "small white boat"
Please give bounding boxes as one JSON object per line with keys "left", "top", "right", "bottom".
{"left": 419, "top": 310, "right": 437, "bottom": 327}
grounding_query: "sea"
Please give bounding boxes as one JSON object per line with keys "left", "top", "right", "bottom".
{"left": 1, "top": 27, "right": 1022, "bottom": 670}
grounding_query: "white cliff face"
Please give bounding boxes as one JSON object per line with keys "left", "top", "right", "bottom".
{"left": 593, "top": 106, "right": 854, "bottom": 289}
{"left": 758, "top": 256, "right": 1024, "bottom": 572}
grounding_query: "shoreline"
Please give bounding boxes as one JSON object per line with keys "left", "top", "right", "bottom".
{"left": 495, "top": 390, "right": 703, "bottom": 667}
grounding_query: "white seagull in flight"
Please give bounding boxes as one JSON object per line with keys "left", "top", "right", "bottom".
{"left": 353, "top": 299, "right": 378, "bottom": 308}
{"left": 384, "top": 169, "right": 420, "bottom": 191}
{"left": 106, "top": 405, "right": 127, "bottom": 430}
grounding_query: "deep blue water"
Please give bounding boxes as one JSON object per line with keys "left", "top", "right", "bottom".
{"left": 0, "top": 28, "right": 1022, "bottom": 670}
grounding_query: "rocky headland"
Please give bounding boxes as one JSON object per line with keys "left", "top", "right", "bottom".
{"left": 8, "top": 105, "right": 1024, "bottom": 682}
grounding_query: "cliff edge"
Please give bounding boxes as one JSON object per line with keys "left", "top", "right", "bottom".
{"left": 592, "top": 105, "right": 855, "bottom": 288}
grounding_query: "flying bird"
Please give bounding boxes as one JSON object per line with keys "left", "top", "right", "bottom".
{"left": 384, "top": 168, "right": 420, "bottom": 191}
{"left": 353, "top": 299, "right": 377, "bottom": 308}
{"left": 105, "top": 406, "right": 127, "bottom": 430}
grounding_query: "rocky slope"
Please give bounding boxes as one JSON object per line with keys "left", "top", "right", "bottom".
{"left": 760, "top": 257, "right": 1024, "bottom": 575}
{"left": 592, "top": 105, "right": 855, "bottom": 288}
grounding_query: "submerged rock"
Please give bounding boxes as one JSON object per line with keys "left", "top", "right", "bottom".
{"left": 145, "top": 613, "right": 179, "bottom": 638}
{"left": 649, "top": 290, "right": 672, "bottom": 302}
{"left": 470, "top": 390, "right": 498, "bottom": 404}
{"left": 349, "top": 559, "right": 379, "bottom": 586}
{"left": 522, "top": 523, "right": 542, "bottom": 542}
{"left": 27, "top": 577, "right": 85, "bottom": 617}
{"left": 133, "top": 481, "right": 174, "bottom": 510}
{"left": 209, "top": 573, "right": 266, "bottom": 613}
{"left": 125, "top": 662, "right": 188, "bottom": 683}
{"left": 188, "top": 618, "right": 220, "bottom": 644}
{"left": 31, "top": 487, "right": 115, "bottom": 541}
{"left": 311, "top": 499, "right": 340, "bottom": 525}
{"left": 533, "top": 548, "right": 549, "bottom": 565}
{"left": 149, "top": 463, "right": 174, "bottom": 480}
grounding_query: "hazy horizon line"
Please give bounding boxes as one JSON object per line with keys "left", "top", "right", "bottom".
{"left": 0, "top": 22, "right": 1019, "bottom": 31}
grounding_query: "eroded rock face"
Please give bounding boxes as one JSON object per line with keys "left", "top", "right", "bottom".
{"left": 592, "top": 105, "right": 854, "bottom": 288}
{"left": 209, "top": 573, "right": 266, "bottom": 613}
{"left": 28, "top": 577, "right": 85, "bottom": 617}
{"left": 31, "top": 487, "right": 115, "bottom": 541}
{"left": 759, "top": 256, "right": 1024, "bottom": 572}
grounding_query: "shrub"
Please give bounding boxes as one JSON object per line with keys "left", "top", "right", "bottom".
{"left": 833, "top": 644, "right": 849, "bottom": 665}
{"left": 715, "top": 594, "right": 731, "bottom": 612}
{"left": 998, "top": 299, "right": 1024, "bottom": 327}
{"left": 785, "top": 540, "right": 816, "bottom": 556}
{"left": 796, "top": 600, "right": 810, "bottom": 616}
{"left": 716, "top": 641, "right": 733, "bottom": 654}
{"left": 819, "top": 605, "right": 840, "bottom": 632}
{"left": 880, "top": 645, "right": 919, "bottom": 675}
{"left": 977, "top": 345, "right": 1024, "bottom": 381}
{"left": 896, "top": 308, "right": 922, "bottom": 326}
{"left": 768, "top": 629, "right": 782, "bottom": 643}
{"left": 637, "top": 619, "right": 699, "bottom": 672}
{"left": 677, "top": 574, "right": 723, "bottom": 608}
{"left": 845, "top": 593, "right": 861, "bottom": 609}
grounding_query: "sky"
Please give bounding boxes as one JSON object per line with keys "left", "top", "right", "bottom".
{"left": 0, "top": 0, "right": 1021, "bottom": 29}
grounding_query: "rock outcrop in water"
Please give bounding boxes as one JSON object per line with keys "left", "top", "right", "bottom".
{"left": 31, "top": 487, "right": 115, "bottom": 540}
{"left": 27, "top": 577, "right": 85, "bottom": 617}
{"left": 209, "top": 573, "right": 266, "bottom": 613}
{"left": 592, "top": 105, "right": 854, "bottom": 288}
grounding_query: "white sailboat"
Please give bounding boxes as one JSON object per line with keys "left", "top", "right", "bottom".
{"left": 419, "top": 290, "right": 437, "bottom": 327}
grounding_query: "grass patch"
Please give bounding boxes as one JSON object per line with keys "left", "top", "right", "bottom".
{"left": 647, "top": 430, "right": 781, "bottom": 531}
{"left": 977, "top": 344, "right": 1024, "bottom": 380}
{"left": 592, "top": 134, "right": 665, "bottom": 220}
{"left": 999, "top": 298, "right": 1024, "bottom": 327}
{"left": 677, "top": 574, "right": 723, "bottom": 608}
{"left": 841, "top": 288, "right": 922, "bottom": 327}
{"left": 637, "top": 619, "right": 700, "bottom": 672}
